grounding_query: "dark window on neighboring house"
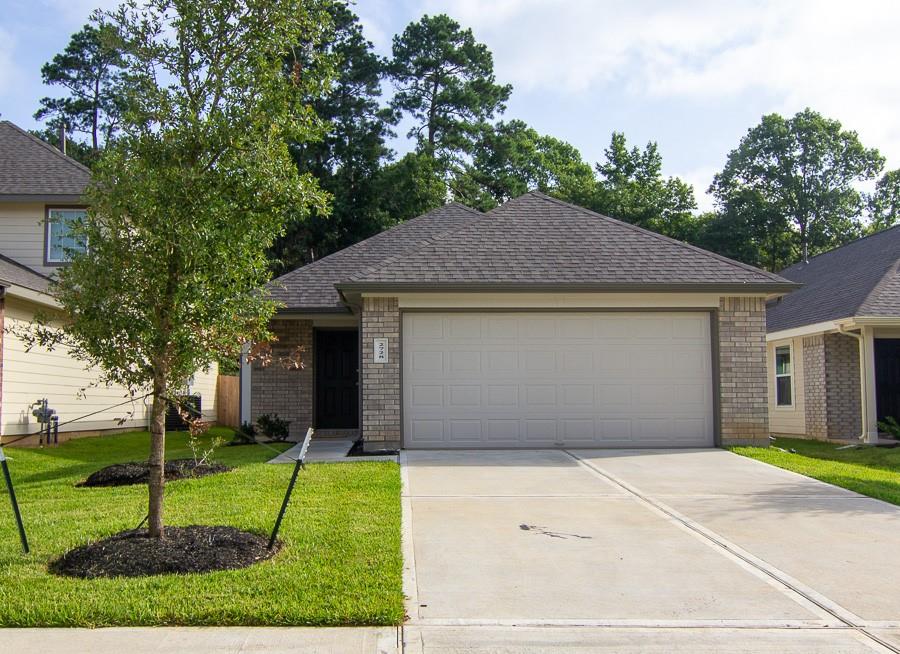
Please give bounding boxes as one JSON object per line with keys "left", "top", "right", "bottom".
{"left": 775, "top": 344, "right": 793, "bottom": 406}
{"left": 46, "top": 208, "right": 87, "bottom": 264}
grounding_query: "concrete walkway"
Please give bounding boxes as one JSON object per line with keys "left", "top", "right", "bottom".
{"left": 267, "top": 438, "right": 398, "bottom": 464}
{"left": 401, "top": 448, "right": 900, "bottom": 652}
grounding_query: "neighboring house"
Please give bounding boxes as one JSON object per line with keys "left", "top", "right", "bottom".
{"left": 0, "top": 120, "right": 217, "bottom": 441}
{"left": 767, "top": 226, "right": 900, "bottom": 443}
{"left": 246, "top": 191, "right": 796, "bottom": 451}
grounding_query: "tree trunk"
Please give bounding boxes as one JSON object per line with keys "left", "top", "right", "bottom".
{"left": 147, "top": 373, "right": 167, "bottom": 538}
{"left": 800, "top": 220, "right": 809, "bottom": 263}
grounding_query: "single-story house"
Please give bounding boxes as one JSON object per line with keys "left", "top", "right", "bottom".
{"left": 0, "top": 120, "right": 218, "bottom": 442}
{"left": 767, "top": 225, "right": 900, "bottom": 443}
{"left": 247, "top": 191, "right": 797, "bottom": 451}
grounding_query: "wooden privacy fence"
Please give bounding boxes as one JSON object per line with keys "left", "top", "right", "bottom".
{"left": 216, "top": 375, "right": 240, "bottom": 428}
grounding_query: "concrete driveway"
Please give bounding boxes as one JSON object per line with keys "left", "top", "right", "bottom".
{"left": 401, "top": 449, "right": 900, "bottom": 653}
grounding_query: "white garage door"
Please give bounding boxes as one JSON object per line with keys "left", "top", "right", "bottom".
{"left": 402, "top": 312, "right": 714, "bottom": 448}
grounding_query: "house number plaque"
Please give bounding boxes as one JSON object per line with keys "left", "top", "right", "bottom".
{"left": 373, "top": 338, "right": 388, "bottom": 363}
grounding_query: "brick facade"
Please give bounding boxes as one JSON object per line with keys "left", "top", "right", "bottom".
{"left": 250, "top": 319, "right": 313, "bottom": 440}
{"left": 798, "top": 332, "right": 862, "bottom": 440}
{"left": 718, "top": 297, "right": 770, "bottom": 446}
{"left": 360, "top": 297, "right": 401, "bottom": 450}
{"left": 802, "top": 335, "right": 828, "bottom": 439}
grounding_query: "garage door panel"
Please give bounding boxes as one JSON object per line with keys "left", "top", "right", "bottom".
{"left": 403, "top": 312, "right": 713, "bottom": 448}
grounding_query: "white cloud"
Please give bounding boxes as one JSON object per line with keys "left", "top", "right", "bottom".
{"left": 423, "top": 0, "right": 900, "bottom": 165}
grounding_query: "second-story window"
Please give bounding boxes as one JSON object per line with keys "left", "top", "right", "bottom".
{"left": 46, "top": 208, "right": 87, "bottom": 264}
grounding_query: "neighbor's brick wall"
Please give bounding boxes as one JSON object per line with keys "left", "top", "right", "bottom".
{"left": 250, "top": 319, "right": 313, "bottom": 440}
{"left": 802, "top": 335, "right": 828, "bottom": 440}
{"left": 361, "top": 297, "right": 401, "bottom": 449}
{"left": 718, "top": 297, "right": 769, "bottom": 446}
{"left": 823, "top": 333, "right": 862, "bottom": 439}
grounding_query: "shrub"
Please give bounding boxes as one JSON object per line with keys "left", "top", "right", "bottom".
{"left": 878, "top": 416, "right": 900, "bottom": 440}
{"left": 256, "top": 414, "right": 291, "bottom": 442}
{"left": 230, "top": 422, "right": 257, "bottom": 445}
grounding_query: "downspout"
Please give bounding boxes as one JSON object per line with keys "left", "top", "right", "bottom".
{"left": 837, "top": 326, "right": 871, "bottom": 443}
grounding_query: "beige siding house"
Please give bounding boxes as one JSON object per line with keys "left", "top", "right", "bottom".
{"left": 0, "top": 121, "right": 217, "bottom": 441}
{"left": 766, "top": 226, "right": 900, "bottom": 443}
{"left": 247, "top": 192, "right": 797, "bottom": 451}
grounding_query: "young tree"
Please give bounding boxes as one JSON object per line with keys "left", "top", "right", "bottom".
{"left": 388, "top": 14, "right": 511, "bottom": 161}
{"left": 869, "top": 169, "right": 900, "bottom": 232}
{"left": 710, "top": 109, "right": 884, "bottom": 263}
{"left": 271, "top": 0, "right": 396, "bottom": 273}
{"left": 38, "top": 0, "right": 330, "bottom": 539}
{"left": 34, "top": 23, "right": 125, "bottom": 158}
{"left": 590, "top": 132, "right": 699, "bottom": 241}
{"left": 452, "top": 120, "right": 596, "bottom": 211}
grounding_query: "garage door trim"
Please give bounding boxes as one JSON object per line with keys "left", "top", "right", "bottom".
{"left": 399, "top": 307, "right": 720, "bottom": 449}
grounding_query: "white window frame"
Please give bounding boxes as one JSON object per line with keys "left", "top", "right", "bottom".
{"left": 45, "top": 207, "right": 87, "bottom": 265}
{"left": 774, "top": 343, "right": 794, "bottom": 408}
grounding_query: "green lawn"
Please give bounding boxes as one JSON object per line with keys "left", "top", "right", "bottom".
{"left": 0, "top": 428, "right": 403, "bottom": 627}
{"left": 732, "top": 436, "right": 900, "bottom": 506}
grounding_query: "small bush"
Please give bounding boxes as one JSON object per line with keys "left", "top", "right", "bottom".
{"left": 229, "top": 422, "right": 257, "bottom": 445}
{"left": 878, "top": 416, "right": 900, "bottom": 440}
{"left": 256, "top": 414, "right": 291, "bottom": 442}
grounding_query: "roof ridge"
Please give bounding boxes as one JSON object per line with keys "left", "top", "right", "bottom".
{"left": 1, "top": 120, "right": 93, "bottom": 177}
{"left": 522, "top": 191, "right": 790, "bottom": 283}
{"left": 271, "top": 202, "right": 482, "bottom": 285}
{"left": 344, "top": 204, "right": 484, "bottom": 283}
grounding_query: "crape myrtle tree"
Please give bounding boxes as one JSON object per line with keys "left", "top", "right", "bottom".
{"left": 32, "top": 0, "right": 331, "bottom": 539}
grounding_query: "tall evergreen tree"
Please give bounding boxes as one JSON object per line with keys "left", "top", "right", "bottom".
{"left": 34, "top": 22, "right": 125, "bottom": 161}
{"left": 271, "top": 1, "right": 395, "bottom": 272}
{"left": 387, "top": 14, "right": 511, "bottom": 163}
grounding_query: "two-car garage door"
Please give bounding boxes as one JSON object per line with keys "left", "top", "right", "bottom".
{"left": 402, "top": 312, "right": 714, "bottom": 448}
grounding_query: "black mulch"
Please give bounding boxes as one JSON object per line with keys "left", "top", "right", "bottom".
{"left": 77, "top": 459, "right": 232, "bottom": 487}
{"left": 49, "top": 525, "right": 278, "bottom": 579}
{"left": 347, "top": 439, "right": 398, "bottom": 457}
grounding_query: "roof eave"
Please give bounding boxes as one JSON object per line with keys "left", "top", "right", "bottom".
{"left": 275, "top": 305, "right": 352, "bottom": 315}
{"left": 335, "top": 281, "right": 801, "bottom": 294}
{"left": 0, "top": 193, "right": 86, "bottom": 203}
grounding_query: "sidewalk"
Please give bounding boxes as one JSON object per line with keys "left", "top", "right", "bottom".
{"left": 2, "top": 627, "right": 399, "bottom": 654}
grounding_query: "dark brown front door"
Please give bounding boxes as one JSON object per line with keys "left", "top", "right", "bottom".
{"left": 875, "top": 338, "right": 900, "bottom": 423}
{"left": 315, "top": 330, "right": 359, "bottom": 429}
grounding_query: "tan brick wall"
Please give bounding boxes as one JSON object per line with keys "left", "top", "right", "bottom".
{"left": 250, "top": 319, "right": 313, "bottom": 440}
{"left": 824, "top": 333, "right": 862, "bottom": 439}
{"left": 718, "top": 297, "right": 769, "bottom": 446}
{"left": 802, "top": 335, "right": 828, "bottom": 440}
{"left": 361, "top": 297, "right": 401, "bottom": 449}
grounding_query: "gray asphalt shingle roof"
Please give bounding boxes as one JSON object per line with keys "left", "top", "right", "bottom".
{"left": 344, "top": 192, "right": 793, "bottom": 288}
{"left": 0, "top": 121, "right": 91, "bottom": 197}
{"left": 767, "top": 225, "right": 900, "bottom": 333}
{"left": 0, "top": 253, "right": 51, "bottom": 293}
{"left": 272, "top": 192, "right": 795, "bottom": 311}
{"left": 267, "top": 203, "right": 481, "bottom": 311}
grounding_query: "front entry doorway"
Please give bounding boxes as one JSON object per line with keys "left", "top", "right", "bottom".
{"left": 315, "top": 329, "right": 359, "bottom": 429}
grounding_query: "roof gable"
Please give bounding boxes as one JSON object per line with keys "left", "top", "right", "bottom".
{"left": 345, "top": 192, "right": 794, "bottom": 289}
{"left": 0, "top": 121, "right": 91, "bottom": 198}
{"left": 267, "top": 203, "right": 481, "bottom": 310}
{"left": 768, "top": 225, "right": 900, "bottom": 332}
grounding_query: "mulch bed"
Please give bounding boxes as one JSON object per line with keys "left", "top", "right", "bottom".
{"left": 77, "top": 459, "right": 232, "bottom": 488}
{"left": 49, "top": 525, "right": 277, "bottom": 579}
{"left": 347, "top": 439, "right": 398, "bottom": 457}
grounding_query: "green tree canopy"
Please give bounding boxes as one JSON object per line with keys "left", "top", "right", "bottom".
{"left": 451, "top": 119, "right": 596, "bottom": 211}
{"left": 710, "top": 108, "right": 884, "bottom": 263}
{"left": 869, "top": 169, "right": 900, "bottom": 232}
{"left": 373, "top": 151, "right": 447, "bottom": 223}
{"left": 271, "top": 0, "right": 396, "bottom": 273}
{"left": 34, "top": 22, "right": 126, "bottom": 160}
{"left": 388, "top": 14, "right": 511, "bottom": 162}
{"left": 37, "top": 0, "right": 331, "bottom": 539}
{"left": 590, "top": 132, "right": 698, "bottom": 241}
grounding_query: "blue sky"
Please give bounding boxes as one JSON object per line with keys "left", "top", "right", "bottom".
{"left": 2, "top": 0, "right": 899, "bottom": 210}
